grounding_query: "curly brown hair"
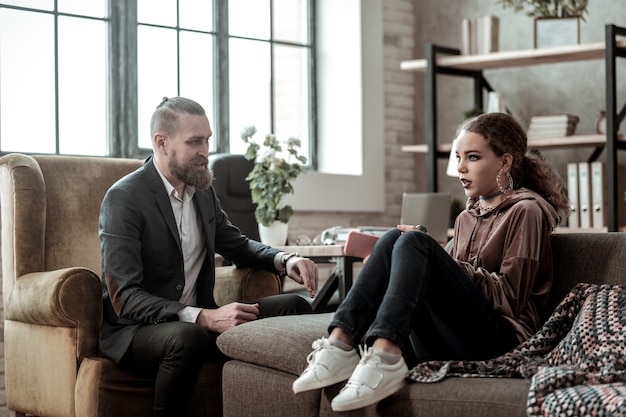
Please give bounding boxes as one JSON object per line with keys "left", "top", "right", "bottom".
{"left": 459, "top": 112, "right": 571, "bottom": 220}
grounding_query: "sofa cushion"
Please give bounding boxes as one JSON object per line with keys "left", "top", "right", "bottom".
{"left": 320, "top": 377, "right": 529, "bottom": 417}
{"left": 217, "top": 312, "right": 333, "bottom": 375}
{"left": 546, "top": 233, "right": 626, "bottom": 319}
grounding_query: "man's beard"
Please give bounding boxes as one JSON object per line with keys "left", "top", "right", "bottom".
{"left": 169, "top": 153, "right": 213, "bottom": 190}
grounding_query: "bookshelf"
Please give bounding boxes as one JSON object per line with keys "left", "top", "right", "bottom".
{"left": 401, "top": 24, "right": 626, "bottom": 232}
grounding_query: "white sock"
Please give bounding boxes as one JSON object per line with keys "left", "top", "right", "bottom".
{"left": 329, "top": 337, "right": 353, "bottom": 351}
{"left": 372, "top": 348, "right": 402, "bottom": 365}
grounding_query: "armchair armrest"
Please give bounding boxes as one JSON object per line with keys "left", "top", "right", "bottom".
{"left": 214, "top": 266, "right": 281, "bottom": 306}
{"left": 5, "top": 267, "right": 102, "bottom": 359}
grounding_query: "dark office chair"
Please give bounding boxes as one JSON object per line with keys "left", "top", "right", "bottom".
{"left": 209, "top": 153, "right": 259, "bottom": 241}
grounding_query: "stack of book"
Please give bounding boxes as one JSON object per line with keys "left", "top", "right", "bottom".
{"left": 527, "top": 114, "right": 580, "bottom": 139}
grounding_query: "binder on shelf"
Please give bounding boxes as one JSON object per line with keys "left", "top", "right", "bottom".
{"left": 578, "top": 162, "right": 592, "bottom": 229}
{"left": 590, "top": 161, "right": 605, "bottom": 228}
{"left": 567, "top": 162, "right": 579, "bottom": 228}
{"left": 588, "top": 162, "right": 626, "bottom": 229}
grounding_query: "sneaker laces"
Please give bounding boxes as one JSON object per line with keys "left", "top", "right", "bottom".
{"left": 358, "top": 345, "right": 380, "bottom": 366}
{"left": 342, "top": 345, "right": 380, "bottom": 393}
{"left": 306, "top": 337, "right": 331, "bottom": 365}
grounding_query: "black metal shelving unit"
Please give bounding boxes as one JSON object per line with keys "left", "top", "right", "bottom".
{"left": 402, "top": 24, "right": 626, "bottom": 231}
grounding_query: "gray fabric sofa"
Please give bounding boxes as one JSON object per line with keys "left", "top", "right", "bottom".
{"left": 217, "top": 233, "right": 626, "bottom": 417}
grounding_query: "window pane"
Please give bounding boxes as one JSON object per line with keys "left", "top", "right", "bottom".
{"left": 0, "top": 0, "right": 52, "bottom": 10}
{"left": 179, "top": 0, "right": 213, "bottom": 32}
{"left": 274, "top": 45, "right": 310, "bottom": 161}
{"left": 228, "top": 38, "right": 270, "bottom": 155}
{"left": 273, "top": 0, "right": 308, "bottom": 43}
{"left": 228, "top": 0, "right": 270, "bottom": 40}
{"left": 138, "top": 0, "right": 177, "bottom": 26}
{"left": 58, "top": 0, "right": 106, "bottom": 18}
{"left": 180, "top": 30, "right": 214, "bottom": 134}
{"left": 0, "top": 9, "right": 55, "bottom": 153}
{"left": 137, "top": 25, "right": 178, "bottom": 148}
{"left": 58, "top": 16, "right": 106, "bottom": 155}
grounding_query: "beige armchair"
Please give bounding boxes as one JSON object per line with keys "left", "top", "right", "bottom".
{"left": 0, "top": 153, "right": 281, "bottom": 417}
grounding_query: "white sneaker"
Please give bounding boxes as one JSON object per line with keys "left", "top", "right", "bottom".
{"left": 331, "top": 346, "right": 408, "bottom": 412}
{"left": 292, "top": 337, "right": 360, "bottom": 394}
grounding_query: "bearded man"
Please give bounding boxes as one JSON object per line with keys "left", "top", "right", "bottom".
{"left": 99, "top": 96, "right": 318, "bottom": 417}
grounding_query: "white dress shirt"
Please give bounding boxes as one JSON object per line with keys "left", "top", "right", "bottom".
{"left": 154, "top": 164, "right": 204, "bottom": 323}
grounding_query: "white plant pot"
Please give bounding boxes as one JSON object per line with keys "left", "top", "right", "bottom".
{"left": 258, "top": 222, "right": 289, "bottom": 246}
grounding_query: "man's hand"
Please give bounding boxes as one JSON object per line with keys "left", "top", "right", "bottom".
{"left": 286, "top": 257, "right": 318, "bottom": 298}
{"left": 196, "top": 302, "right": 259, "bottom": 333}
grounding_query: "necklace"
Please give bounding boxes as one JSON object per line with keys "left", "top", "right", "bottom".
{"left": 479, "top": 194, "right": 510, "bottom": 212}
{"left": 480, "top": 190, "right": 503, "bottom": 201}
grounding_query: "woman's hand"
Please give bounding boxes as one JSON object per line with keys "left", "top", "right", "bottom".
{"left": 396, "top": 224, "right": 428, "bottom": 233}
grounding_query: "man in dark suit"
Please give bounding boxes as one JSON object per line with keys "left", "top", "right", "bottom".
{"left": 99, "top": 96, "right": 318, "bottom": 417}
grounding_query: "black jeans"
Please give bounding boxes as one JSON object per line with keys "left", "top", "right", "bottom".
{"left": 330, "top": 229, "right": 519, "bottom": 365}
{"left": 123, "top": 293, "right": 311, "bottom": 417}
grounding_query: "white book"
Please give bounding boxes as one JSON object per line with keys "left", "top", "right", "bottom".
{"left": 477, "top": 15, "right": 499, "bottom": 54}
{"left": 528, "top": 122, "right": 578, "bottom": 132}
{"left": 528, "top": 132, "right": 577, "bottom": 140}
{"left": 578, "top": 162, "right": 592, "bottom": 228}
{"left": 469, "top": 18, "right": 478, "bottom": 54}
{"left": 527, "top": 130, "right": 575, "bottom": 139}
{"left": 567, "top": 162, "right": 579, "bottom": 228}
{"left": 591, "top": 161, "right": 605, "bottom": 228}
{"left": 530, "top": 114, "right": 580, "bottom": 124}
{"left": 461, "top": 18, "right": 471, "bottom": 55}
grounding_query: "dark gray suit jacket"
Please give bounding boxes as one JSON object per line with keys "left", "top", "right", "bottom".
{"left": 98, "top": 157, "right": 280, "bottom": 363}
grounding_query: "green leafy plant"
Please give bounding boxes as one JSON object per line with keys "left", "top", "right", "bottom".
{"left": 496, "top": 0, "right": 589, "bottom": 20}
{"left": 463, "top": 107, "right": 484, "bottom": 120}
{"left": 241, "top": 126, "right": 308, "bottom": 227}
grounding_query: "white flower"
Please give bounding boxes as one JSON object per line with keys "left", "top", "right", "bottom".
{"left": 258, "top": 148, "right": 277, "bottom": 164}
{"left": 240, "top": 126, "right": 257, "bottom": 142}
{"left": 287, "top": 137, "right": 301, "bottom": 148}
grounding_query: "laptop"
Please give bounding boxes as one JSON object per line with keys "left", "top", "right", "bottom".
{"left": 400, "top": 192, "right": 452, "bottom": 243}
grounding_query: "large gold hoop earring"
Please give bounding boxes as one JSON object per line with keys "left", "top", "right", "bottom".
{"left": 496, "top": 169, "right": 513, "bottom": 194}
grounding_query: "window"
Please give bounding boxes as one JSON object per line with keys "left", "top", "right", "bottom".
{"left": 136, "top": 0, "right": 314, "bottom": 163}
{"left": 1, "top": 1, "right": 313, "bottom": 161}
{"left": 227, "top": 0, "right": 312, "bottom": 163}
{"left": 288, "top": 0, "right": 384, "bottom": 213}
{"left": 0, "top": 1, "right": 107, "bottom": 155}
{"left": 136, "top": 0, "right": 215, "bottom": 151}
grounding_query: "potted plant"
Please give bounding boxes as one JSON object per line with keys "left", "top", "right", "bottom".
{"left": 496, "top": 0, "right": 589, "bottom": 48}
{"left": 241, "top": 126, "right": 307, "bottom": 245}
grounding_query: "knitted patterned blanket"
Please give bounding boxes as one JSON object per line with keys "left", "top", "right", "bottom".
{"left": 407, "top": 283, "right": 626, "bottom": 417}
